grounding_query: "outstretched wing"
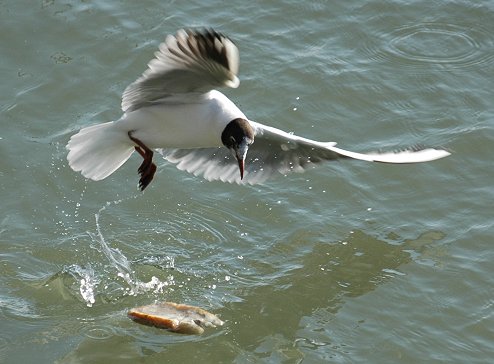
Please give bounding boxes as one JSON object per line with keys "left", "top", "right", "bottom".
{"left": 122, "top": 28, "right": 240, "bottom": 112}
{"left": 161, "top": 121, "right": 450, "bottom": 184}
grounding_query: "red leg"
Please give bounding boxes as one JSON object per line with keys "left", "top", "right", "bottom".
{"left": 134, "top": 145, "right": 146, "bottom": 158}
{"left": 128, "top": 132, "right": 157, "bottom": 191}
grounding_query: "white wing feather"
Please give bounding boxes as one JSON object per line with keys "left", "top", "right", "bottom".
{"left": 162, "top": 121, "right": 450, "bottom": 184}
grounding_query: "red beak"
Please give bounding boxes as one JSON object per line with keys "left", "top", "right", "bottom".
{"left": 237, "top": 157, "right": 245, "bottom": 180}
{"left": 235, "top": 141, "right": 249, "bottom": 180}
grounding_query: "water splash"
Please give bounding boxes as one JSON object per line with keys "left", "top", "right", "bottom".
{"left": 52, "top": 264, "right": 100, "bottom": 307}
{"left": 78, "top": 265, "right": 97, "bottom": 307}
{"left": 92, "top": 201, "right": 134, "bottom": 279}
{"left": 85, "top": 197, "right": 174, "bottom": 301}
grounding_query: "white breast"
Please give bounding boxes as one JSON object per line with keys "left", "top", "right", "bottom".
{"left": 115, "top": 90, "right": 247, "bottom": 149}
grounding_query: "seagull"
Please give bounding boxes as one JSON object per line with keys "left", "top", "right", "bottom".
{"left": 67, "top": 28, "right": 450, "bottom": 190}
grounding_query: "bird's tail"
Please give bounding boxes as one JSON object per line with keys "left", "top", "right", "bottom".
{"left": 66, "top": 121, "right": 134, "bottom": 181}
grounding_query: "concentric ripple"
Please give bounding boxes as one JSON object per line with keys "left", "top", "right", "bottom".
{"left": 80, "top": 324, "right": 116, "bottom": 340}
{"left": 377, "top": 22, "right": 494, "bottom": 69}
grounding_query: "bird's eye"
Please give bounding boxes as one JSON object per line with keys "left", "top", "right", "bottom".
{"left": 229, "top": 136, "right": 236, "bottom": 144}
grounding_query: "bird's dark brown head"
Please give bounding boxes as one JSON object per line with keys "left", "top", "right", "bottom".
{"left": 221, "top": 118, "right": 255, "bottom": 180}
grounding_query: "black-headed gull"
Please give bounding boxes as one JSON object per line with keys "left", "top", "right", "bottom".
{"left": 67, "top": 28, "right": 450, "bottom": 190}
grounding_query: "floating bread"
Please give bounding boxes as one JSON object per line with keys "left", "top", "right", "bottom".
{"left": 128, "top": 301, "right": 224, "bottom": 335}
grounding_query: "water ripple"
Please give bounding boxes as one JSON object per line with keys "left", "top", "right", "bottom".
{"left": 372, "top": 22, "right": 494, "bottom": 69}
{"left": 0, "top": 337, "right": 9, "bottom": 363}
{"left": 80, "top": 324, "right": 116, "bottom": 340}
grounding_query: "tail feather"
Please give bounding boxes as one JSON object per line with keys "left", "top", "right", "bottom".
{"left": 67, "top": 121, "right": 134, "bottom": 181}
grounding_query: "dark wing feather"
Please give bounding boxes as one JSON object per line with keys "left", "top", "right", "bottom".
{"left": 121, "top": 28, "right": 240, "bottom": 112}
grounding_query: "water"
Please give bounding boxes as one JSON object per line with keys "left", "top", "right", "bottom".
{"left": 1, "top": 0, "right": 493, "bottom": 362}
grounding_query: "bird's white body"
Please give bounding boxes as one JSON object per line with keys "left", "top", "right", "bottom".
{"left": 66, "top": 28, "right": 450, "bottom": 188}
{"left": 118, "top": 90, "right": 245, "bottom": 149}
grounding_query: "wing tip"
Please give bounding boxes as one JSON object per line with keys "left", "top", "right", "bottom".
{"left": 225, "top": 75, "right": 240, "bottom": 88}
{"left": 370, "top": 146, "right": 451, "bottom": 164}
